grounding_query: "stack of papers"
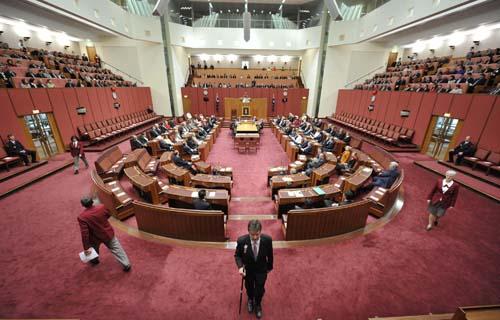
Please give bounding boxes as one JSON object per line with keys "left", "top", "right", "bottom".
{"left": 286, "top": 191, "right": 304, "bottom": 197}
{"left": 79, "top": 247, "right": 99, "bottom": 263}
{"left": 209, "top": 192, "right": 216, "bottom": 197}
{"left": 191, "top": 191, "right": 198, "bottom": 197}
{"left": 313, "top": 187, "right": 325, "bottom": 195}
{"left": 282, "top": 177, "right": 292, "bottom": 182}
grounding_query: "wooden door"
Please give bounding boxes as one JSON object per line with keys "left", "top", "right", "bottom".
{"left": 182, "top": 96, "right": 192, "bottom": 115}
{"left": 86, "top": 46, "right": 97, "bottom": 63}
{"left": 387, "top": 52, "right": 398, "bottom": 68}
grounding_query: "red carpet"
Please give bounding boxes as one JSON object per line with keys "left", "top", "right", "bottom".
{"left": 0, "top": 133, "right": 499, "bottom": 319}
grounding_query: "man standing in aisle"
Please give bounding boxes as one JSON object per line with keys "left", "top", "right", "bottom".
{"left": 234, "top": 220, "right": 273, "bottom": 319}
{"left": 77, "top": 196, "right": 131, "bottom": 272}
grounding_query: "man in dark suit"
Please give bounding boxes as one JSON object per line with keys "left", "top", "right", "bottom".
{"left": 235, "top": 220, "right": 273, "bottom": 319}
{"left": 193, "top": 189, "right": 211, "bottom": 210}
{"left": 322, "top": 137, "right": 335, "bottom": 152}
{"left": 5, "top": 134, "right": 37, "bottom": 165}
{"left": 372, "top": 162, "right": 400, "bottom": 189}
{"left": 149, "top": 124, "right": 162, "bottom": 139}
{"left": 448, "top": 136, "right": 475, "bottom": 165}
{"left": 172, "top": 150, "right": 197, "bottom": 174}
{"left": 130, "top": 135, "right": 146, "bottom": 150}
{"left": 299, "top": 141, "right": 313, "bottom": 155}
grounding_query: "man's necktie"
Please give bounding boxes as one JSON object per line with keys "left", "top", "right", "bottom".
{"left": 253, "top": 242, "right": 258, "bottom": 261}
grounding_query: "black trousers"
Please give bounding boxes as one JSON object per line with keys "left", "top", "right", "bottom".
{"left": 245, "top": 271, "right": 267, "bottom": 306}
{"left": 448, "top": 150, "right": 464, "bottom": 164}
{"left": 18, "top": 150, "right": 37, "bottom": 164}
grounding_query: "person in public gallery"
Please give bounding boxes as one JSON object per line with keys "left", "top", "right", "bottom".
{"left": 69, "top": 135, "right": 88, "bottom": 174}
{"left": 235, "top": 220, "right": 273, "bottom": 319}
{"left": 426, "top": 170, "right": 460, "bottom": 231}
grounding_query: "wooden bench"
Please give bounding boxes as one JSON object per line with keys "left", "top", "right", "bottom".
{"left": 90, "top": 169, "right": 133, "bottom": 220}
{"left": 161, "top": 162, "right": 191, "bottom": 186}
{"left": 0, "top": 147, "right": 21, "bottom": 171}
{"left": 94, "top": 146, "right": 127, "bottom": 180}
{"left": 163, "top": 184, "right": 230, "bottom": 215}
{"left": 123, "top": 148, "right": 158, "bottom": 175}
{"left": 133, "top": 201, "right": 226, "bottom": 241}
{"left": 364, "top": 171, "right": 404, "bottom": 218}
{"left": 282, "top": 199, "right": 371, "bottom": 241}
{"left": 123, "top": 166, "right": 168, "bottom": 204}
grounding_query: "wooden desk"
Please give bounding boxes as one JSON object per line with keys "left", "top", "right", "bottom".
{"left": 161, "top": 163, "right": 190, "bottom": 186}
{"left": 236, "top": 122, "right": 258, "bottom": 133}
{"left": 213, "top": 166, "right": 233, "bottom": 179}
{"left": 311, "top": 163, "right": 337, "bottom": 186}
{"left": 158, "top": 151, "right": 174, "bottom": 166}
{"left": 287, "top": 141, "right": 298, "bottom": 162}
{"left": 124, "top": 166, "right": 168, "bottom": 204}
{"left": 268, "top": 166, "right": 289, "bottom": 179}
{"left": 191, "top": 174, "right": 233, "bottom": 193}
{"left": 276, "top": 184, "right": 341, "bottom": 217}
{"left": 324, "top": 152, "right": 338, "bottom": 165}
{"left": 163, "top": 184, "right": 230, "bottom": 215}
{"left": 270, "top": 173, "right": 310, "bottom": 195}
{"left": 194, "top": 161, "right": 212, "bottom": 174}
{"left": 343, "top": 166, "right": 373, "bottom": 193}
{"left": 288, "top": 160, "right": 305, "bottom": 172}
{"left": 199, "top": 142, "right": 209, "bottom": 161}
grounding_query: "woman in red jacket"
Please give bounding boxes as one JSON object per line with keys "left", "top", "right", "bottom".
{"left": 426, "top": 170, "right": 460, "bottom": 230}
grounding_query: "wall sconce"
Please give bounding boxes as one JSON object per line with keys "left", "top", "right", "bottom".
{"left": 449, "top": 45, "right": 455, "bottom": 50}
{"left": 429, "top": 49, "right": 435, "bottom": 54}
{"left": 183, "top": 95, "right": 188, "bottom": 98}
{"left": 473, "top": 40, "right": 480, "bottom": 46}
{"left": 23, "top": 37, "right": 30, "bottom": 41}
{"left": 64, "top": 45, "right": 70, "bottom": 50}
{"left": 45, "top": 41, "right": 52, "bottom": 46}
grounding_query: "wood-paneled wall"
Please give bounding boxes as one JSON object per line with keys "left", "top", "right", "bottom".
{"left": 335, "top": 90, "right": 500, "bottom": 152}
{"left": 0, "top": 87, "right": 154, "bottom": 146}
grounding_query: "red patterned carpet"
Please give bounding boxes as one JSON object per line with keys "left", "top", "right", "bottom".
{"left": 0, "top": 130, "right": 499, "bottom": 320}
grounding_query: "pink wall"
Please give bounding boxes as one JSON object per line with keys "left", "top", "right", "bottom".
{"left": 0, "top": 87, "right": 154, "bottom": 146}
{"left": 335, "top": 89, "right": 500, "bottom": 152}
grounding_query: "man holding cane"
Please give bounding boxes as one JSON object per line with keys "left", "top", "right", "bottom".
{"left": 234, "top": 220, "right": 273, "bottom": 319}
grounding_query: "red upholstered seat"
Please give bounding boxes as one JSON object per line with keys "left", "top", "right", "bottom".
{"left": 463, "top": 148, "right": 490, "bottom": 166}
{"left": 474, "top": 152, "right": 500, "bottom": 174}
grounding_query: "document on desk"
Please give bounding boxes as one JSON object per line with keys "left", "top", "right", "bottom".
{"left": 209, "top": 192, "right": 216, "bottom": 198}
{"left": 79, "top": 247, "right": 99, "bottom": 263}
{"left": 191, "top": 191, "right": 198, "bottom": 197}
{"left": 313, "top": 187, "right": 326, "bottom": 196}
{"left": 282, "top": 177, "right": 292, "bottom": 182}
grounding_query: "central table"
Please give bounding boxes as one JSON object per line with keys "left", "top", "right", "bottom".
{"left": 236, "top": 122, "right": 259, "bottom": 134}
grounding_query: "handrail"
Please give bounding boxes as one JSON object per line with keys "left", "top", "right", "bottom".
{"left": 100, "top": 59, "right": 145, "bottom": 85}
{"left": 343, "top": 65, "right": 385, "bottom": 88}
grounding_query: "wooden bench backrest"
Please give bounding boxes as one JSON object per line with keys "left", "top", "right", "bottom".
{"left": 133, "top": 201, "right": 226, "bottom": 241}
{"left": 95, "top": 146, "right": 123, "bottom": 173}
{"left": 286, "top": 199, "right": 371, "bottom": 241}
{"left": 90, "top": 169, "right": 121, "bottom": 217}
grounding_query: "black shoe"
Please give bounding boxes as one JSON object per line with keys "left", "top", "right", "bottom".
{"left": 434, "top": 219, "right": 439, "bottom": 226}
{"left": 74, "top": 170, "right": 79, "bottom": 175}
{"left": 255, "top": 305, "right": 262, "bottom": 319}
{"left": 123, "top": 265, "right": 132, "bottom": 272}
{"left": 90, "top": 258, "right": 100, "bottom": 265}
{"left": 247, "top": 300, "right": 254, "bottom": 313}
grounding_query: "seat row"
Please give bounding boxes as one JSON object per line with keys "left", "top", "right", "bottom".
{"left": 330, "top": 113, "right": 414, "bottom": 145}
{"left": 0, "top": 147, "right": 21, "bottom": 171}
{"left": 77, "top": 110, "right": 161, "bottom": 144}
{"left": 462, "top": 148, "right": 500, "bottom": 176}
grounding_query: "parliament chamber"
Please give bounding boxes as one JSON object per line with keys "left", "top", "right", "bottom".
{"left": 0, "top": 0, "right": 499, "bottom": 319}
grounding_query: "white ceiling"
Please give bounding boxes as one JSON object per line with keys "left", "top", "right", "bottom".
{"left": 190, "top": 0, "right": 315, "bottom": 4}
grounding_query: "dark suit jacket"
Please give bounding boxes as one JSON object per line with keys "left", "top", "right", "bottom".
{"left": 373, "top": 168, "right": 400, "bottom": 189}
{"left": 454, "top": 141, "right": 475, "bottom": 156}
{"left": 6, "top": 140, "right": 27, "bottom": 156}
{"left": 149, "top": 129, "right": 160, "bottom": 138}
{"left": 130, "top": 138, "right": 145, "bottom": 150}
{"left": 234, "top": 234, "right": 273, "bottom": 274}
{"left": 173, "top": 155, "right": 190, "bottom": 169}
{"left": 427, "top": 179, "right": 459, "bottom": 209}
{"left": 69, "top": 141, "right": 85, "bottom": 157}
{"left": 193, "top": 198, "right": 211, "bottom": 210}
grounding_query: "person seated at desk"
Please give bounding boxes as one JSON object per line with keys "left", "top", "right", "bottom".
{"left": 343, "top": 132, "right": 351, "bottom": 144}
{"left": 327, "top": 190, "right": 355, "bottom": 207}
{"left": 338, "top": 146, "right": 351, "bottom": 165}
{"left": 372, "top": 162, "right": 400, "bottom": 189}
{"left": 173, "top": 128, "right": 183, "bottom": 143}
{"left": 172, "top": 150, "right": 198, "bottom": 174}
{"left": 193, "top": 189, "right": 212, "bottom": 210}
{"left": 5, "top": 134, "right": 38, "bottom": 166}
{"left": 284, "top": 125, "right": 293, "bottom": 135}
{"left": 158, "top": 122, "right": 168, "bottom": 134}
{"left": 312, "top": 129, "right": 323, "bottom": 142}
{"left": 299, "top": 141, "right": 313, "bottom": 155}
{"left": 305, "top": 153, "right": 326, "bottom": 176}
{"left": 448, "top": 136, "right": 475, "bottom": 165}
{"left": 295, "top": 198, "right": 314, "bottom": 210}
{"left": 303, "top": 124, "right": 313, "bottom": 135}
{"left": 322, "top": 137, "right": 335, "bottom": 153}
{"left": 292, "top": 133, "right": 304, "bottom": 146}
{"left": 336, "top": 152, "right": 358, "bottom": 175}
{"left": 130, "top": 134, "right": 147, "bottom": 150}
{"left": 156, "top": 136, "right": 174, "bottom": 151}
{"left": 183, "top": 138, "right": 199, "bottom": 155}
{"left": 149, "top": 124, "right": 162, "bottom": 139}
{"left": 196, "top": 128, "right": 207, "bottom": 141}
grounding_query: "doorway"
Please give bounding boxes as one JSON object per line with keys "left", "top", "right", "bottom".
{"left": 424, "top": 116, "right": 461, "bottom": 160}
{"left": 23, "top": 113, "right": 61, "bottom": 159}
{"left": 86, "top": 46, "right": 97, "bottom": 63}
